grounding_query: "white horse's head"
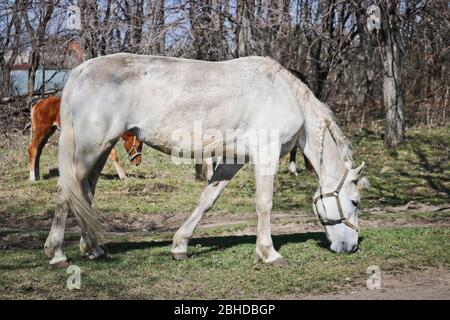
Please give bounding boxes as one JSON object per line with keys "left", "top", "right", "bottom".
{"left": 313, "top": 162, "right": 368, "bottom": 253}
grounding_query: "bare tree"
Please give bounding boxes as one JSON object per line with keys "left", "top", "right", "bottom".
{"left": 20, "top": 0, "right": 56, "bottom": 95}
{"left": 0, "top": 1, "right": 21, "bottom": 97}
{"left": 1, "top": 0, "right": 448, "bottom": 134}
{"left": 147, "top": 0, "right": 166, "bottom": 54}
{"left": 379, "top": 1, "right": 405, "bottom": 148}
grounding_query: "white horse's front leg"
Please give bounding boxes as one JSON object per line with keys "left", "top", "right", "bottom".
{"left": 171, "top": 164, "right": 243, "bottom": 259}
{"left": 44, "top": 183, "right": 69, "bottom": 267}
{"left": 254, "top": 162, "right": 284, "bottom": 265}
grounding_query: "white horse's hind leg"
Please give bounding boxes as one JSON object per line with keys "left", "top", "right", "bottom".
{"left": 77, "top": 146, "right": 113, "bottom": 259}
{"left": 44, "top": 182, "right": 69, "bottom": 267}
{"left": 171, "top": 164, "right": 243, "bottom": 259}
{"left": 254, "top": 162, "right": 284, "bottom": 265}
{"left": 79, "top": 230, "right": 105, "bottom": 260}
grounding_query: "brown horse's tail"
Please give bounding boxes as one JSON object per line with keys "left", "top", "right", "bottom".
{"left": 58, "top": 89, "right": 103, "bottom": 239}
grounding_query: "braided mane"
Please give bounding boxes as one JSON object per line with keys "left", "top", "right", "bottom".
{"left": 277, "top": 64, "right": 353, "bottom": 168}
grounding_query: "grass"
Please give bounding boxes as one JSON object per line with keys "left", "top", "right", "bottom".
{"left": 0, "top": 127, "right": 448, "bottom": 218}
{"left": 0, "top": 127, "right": 449, "bottom": 299}
{"left": 0, "top": 227, "right": 448, "bottom": 299}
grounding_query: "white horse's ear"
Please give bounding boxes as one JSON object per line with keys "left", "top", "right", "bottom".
{"left": 354, "top": 161, "right": 365, "bottom": 177}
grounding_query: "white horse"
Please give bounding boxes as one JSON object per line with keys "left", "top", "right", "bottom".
{"left": 44, "top": 53, "right": 366, "bottom": 266}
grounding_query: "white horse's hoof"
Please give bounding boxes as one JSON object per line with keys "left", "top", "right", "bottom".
{"left": 49, "top": 255, "right": 68, "bottom": 267}
{"left": 255, "top": 250, "right": 285, "bottom": 266}
{"left": 88, "top": 246, "right": 106, "bottom": 260}
{"left": 171, "top": 252, "right": 188, "bottom": 260}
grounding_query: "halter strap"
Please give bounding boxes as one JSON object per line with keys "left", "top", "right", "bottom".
{"left": 313, "top": 170, "right": 359, "bottom": 232}
{"left": 127, "top": 136, "right": 142, "bottom": 161}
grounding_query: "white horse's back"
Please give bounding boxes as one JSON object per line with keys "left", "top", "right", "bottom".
{"left": 62, "top": 54, "right": 304, "bottom": 157}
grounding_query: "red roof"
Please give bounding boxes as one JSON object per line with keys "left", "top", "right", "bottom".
{"left": 11, "top": 63, "right": 30, "bottom": 70}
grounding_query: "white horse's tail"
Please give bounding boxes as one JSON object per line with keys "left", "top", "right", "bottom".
{"left": 58, "top": 95, "right": 103, "bottom": 238}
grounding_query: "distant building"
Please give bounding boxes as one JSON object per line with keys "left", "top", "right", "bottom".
{"left": 8, "top": 39, "right": 84, "bottom": 95}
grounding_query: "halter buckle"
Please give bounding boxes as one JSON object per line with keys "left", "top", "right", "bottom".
{"left": 127, "top": 136, "right": 141, "bottom": 161}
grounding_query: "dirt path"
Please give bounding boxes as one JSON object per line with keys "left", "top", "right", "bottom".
{"left": 1, "top": 202, "right": 449, "bottom": 249}
{"left": 300, "top": 267, "right": 450, "bottom": 300}
{"left": 1, "top": 203, "right": 449, "bottom": 299}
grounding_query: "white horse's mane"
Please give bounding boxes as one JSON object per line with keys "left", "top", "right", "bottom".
{"left": 278, "top": 65, "right": 353, "bottom": 167}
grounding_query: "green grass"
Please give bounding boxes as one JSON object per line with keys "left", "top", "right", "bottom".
{"left": 352, "top": 127, "right": 449, "bottom": 207}
{"left": 0, "top": 127, "right": 448, "bottom": 218}
{"left": 0, "top": 227, "right": 448, "bottom": 299}
{"left": 0, "top": 127, "right": 448, "bottom": 299}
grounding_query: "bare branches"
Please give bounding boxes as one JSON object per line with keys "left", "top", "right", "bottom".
{"left": 0, "top": 0, "right": 448, "bottom": 132}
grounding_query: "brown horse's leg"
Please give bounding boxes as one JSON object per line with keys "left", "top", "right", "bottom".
{"left": 35, "top": 127, "right": 56, "bottom": 180}
{"left": 194, "top": 164, "right": 204, "bottom": 181}
{"left": 28, "top": 138, "right": 38, "bottom": 181}
{"left": 288, "top": 147, "right": 298, "bottom": 176}
{"left": 28, "top": 126, "right": 50, "bottom": 181}
{"left": 195, "top": 160, "right": 214, "bottom": 182}
{"left": 108, "top": 147, "right": 127, "bottom": 179}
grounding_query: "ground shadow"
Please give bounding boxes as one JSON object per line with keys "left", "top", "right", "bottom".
{"left": 100, "top": 173, "right": 147, "bottom": 180}
{"left": 42, "top": 168, "right": 59, "bottom": 179}
{"left": 40, "top": 169, "right": 147, "bottom": 181}
{"left": 410, "top": 144, "right": 450, "bottom": 196}
{"left": 105, "top": 232, "right": 331, "bottom": 256}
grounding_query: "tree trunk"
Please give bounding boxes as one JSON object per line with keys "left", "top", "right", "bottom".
{"left": 236, "top": 1, "right": 256, "bottom": 58}
{"left": 149, "top": 0, "right": 165, "bottom": 55}
{"left": 381, "top": 4, "right": 404, "bottom": 148}
{"left": 21, "top": 1, "right": 55, "bottom": 96}
{"left": 27, "top": 49, "right": 39, "bottom": 94}
{"left": 1, "top": 63, "right": 11, "bottom": 97}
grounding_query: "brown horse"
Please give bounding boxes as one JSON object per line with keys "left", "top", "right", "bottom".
{"left": 28, "top": 96, "right": 143, "bottom": 181}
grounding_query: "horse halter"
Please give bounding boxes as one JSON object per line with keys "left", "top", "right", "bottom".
{"left": 127, "top": 136, "right": 142, "bottom": 162}
{"left": 313, "top": 169, "right": 360, "bottom": 232}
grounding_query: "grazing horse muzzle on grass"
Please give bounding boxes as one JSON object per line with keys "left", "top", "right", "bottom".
{"left": 312, "top": 163, "right": 366, "bottom": 253}
{"left": 28, "top": 96, "right": 143, "bottom": 181}
{"left": 122, "top": 131, "right": 143, "bottom": 166}
{"left": 44, "top": 53, "right": 366, "bottom": 266}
